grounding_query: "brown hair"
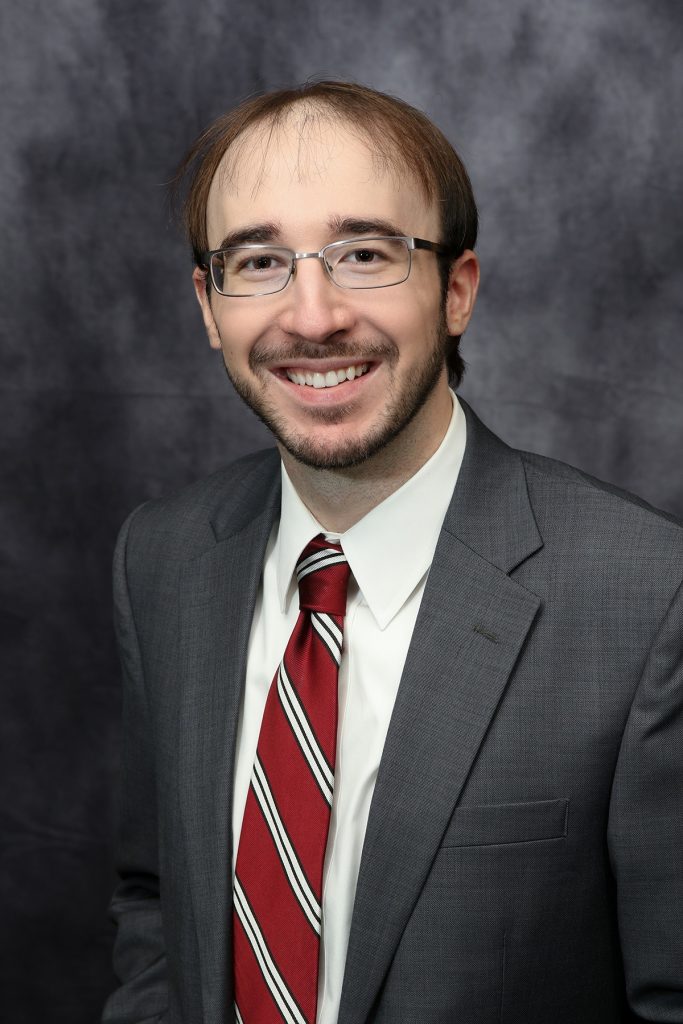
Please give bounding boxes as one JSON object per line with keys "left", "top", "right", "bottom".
{"left": 173, "top": 80, "right": 478, "bottom": 383}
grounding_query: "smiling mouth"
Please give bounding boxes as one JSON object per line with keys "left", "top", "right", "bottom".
{"left": 284, "top": 363, "right": 370, "bottom": 389}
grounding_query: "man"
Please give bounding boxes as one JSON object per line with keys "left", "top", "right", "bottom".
{"left": 103, "top": 82, "right": 683, "bottom": 1024}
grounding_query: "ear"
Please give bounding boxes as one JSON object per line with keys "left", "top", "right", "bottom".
{"left": 445, "top": 249, "right": 480, "bottom": 336}
{"left": 192, "top": 266, "right": 223, "bottom": 350}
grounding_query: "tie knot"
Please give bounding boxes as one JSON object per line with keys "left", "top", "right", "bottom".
{"left": 296, "top": 535, "right": 350, "bottom": 615}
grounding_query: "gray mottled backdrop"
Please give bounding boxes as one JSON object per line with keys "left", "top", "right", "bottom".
{"left": 1, "top": 0, "right": 681, "bottom": 1019}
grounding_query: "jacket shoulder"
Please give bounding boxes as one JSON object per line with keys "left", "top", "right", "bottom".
{"left": 118, "top": 447, "right": 281, "bottom": 563}
{"left": 521, "top": 449, "right": 682, "bottom": 529}
{"left": 519, "top": 449, "right": 683, "bottom": 580}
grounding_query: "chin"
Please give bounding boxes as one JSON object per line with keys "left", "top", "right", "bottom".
{"left": 276, "top": 409, "right": 418, "bottom": 470}
{"left": 279, "top": 436, "right": 381, "bottom": 471}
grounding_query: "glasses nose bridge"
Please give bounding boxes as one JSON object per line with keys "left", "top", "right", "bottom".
{"left": 291, "top": 248, "right": 335, "bottom": 285}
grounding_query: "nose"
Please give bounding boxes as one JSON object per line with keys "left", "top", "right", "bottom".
{"left": 276, "top": 256, "right": 355, "bottom": 342}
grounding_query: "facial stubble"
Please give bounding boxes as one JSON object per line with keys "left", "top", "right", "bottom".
{"left": 218, "top": 313, "right": 450, "bottom": 471}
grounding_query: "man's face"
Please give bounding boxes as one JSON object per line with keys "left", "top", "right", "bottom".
{"left": 194, "top": 115, "right": 455, "bottom": 471}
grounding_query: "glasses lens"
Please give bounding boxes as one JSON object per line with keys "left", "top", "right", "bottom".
{"left": 328, "top": 237, "right": 410, "bottom": 289}
{"left": 210, "top": 247, "right": 292, "bottom": 296}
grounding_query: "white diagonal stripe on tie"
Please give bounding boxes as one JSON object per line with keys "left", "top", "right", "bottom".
{"left": 311, "top": 613, "right": 342, "bottom": 666}
{"left": 295, "top": 545, "right": 343, "bottom": 576}
{"left": 234, "top": 877, "right": 307, "bottom": 1024}
{"left": 279, "top": 662, "right": 335, "bottom": 785}
{"left": 297, "top": 553, "right": 347, "bottom": 582}
{"left": 316, "top": 612, "right": 343, "bottom": 648}
{"left": 278, "top": 664, "right": 334, "bottom": 804}
{"left": 252, "top": 757, "right": 322, "bottom": 934}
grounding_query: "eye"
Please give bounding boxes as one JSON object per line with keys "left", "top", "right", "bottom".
{"left": 234, "top": 252, "right": 289, "bottom": 274}
{"left": 343, "top": 247, "right": 385, "bottom": 265}
{"left": 332, "top": 238, "right": 405, "bottom": 278}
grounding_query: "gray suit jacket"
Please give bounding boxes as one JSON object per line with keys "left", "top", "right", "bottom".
{"left": 103, "top": 402, "right": 683, "bottom": 1024}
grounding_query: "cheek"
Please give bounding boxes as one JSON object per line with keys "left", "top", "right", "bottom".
{"left": 382, "top": 275, "right": 443, "bottom": 330}
{"left": 381, "top": 296, "right": 442, "bottom": 352}
{"left": 212, "top": 310, "right": 260, "bottom": 361}
{"left": 367, "top": 290, "right": 432, "bottom": 331}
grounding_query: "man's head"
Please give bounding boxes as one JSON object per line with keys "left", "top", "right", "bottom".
{"left": 176, "top": 81, "right": 480, "bottom": 471}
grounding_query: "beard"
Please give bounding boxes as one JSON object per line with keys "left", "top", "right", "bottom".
{"left": 220, "top": 314, "right": 449, "bottom": 471}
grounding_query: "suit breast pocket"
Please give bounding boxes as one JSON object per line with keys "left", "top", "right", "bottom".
{"left": 441, "top": 797, "right": 569, "bottom": 848}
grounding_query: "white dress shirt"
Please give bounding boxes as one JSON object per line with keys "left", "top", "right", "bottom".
{"left": 232, "top": 392, "right": 466, "bottom": 1023}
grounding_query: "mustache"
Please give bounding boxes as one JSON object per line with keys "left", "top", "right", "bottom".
{"left": 249, "top": 338, "right": 397, "bottom": 369}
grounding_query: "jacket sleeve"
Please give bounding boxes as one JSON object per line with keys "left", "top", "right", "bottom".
{"left": 608, "top": 578, "right": 683, "bottom": 1021}
{"left": 102, "top": 506, "right": 168, "bottom": 1024}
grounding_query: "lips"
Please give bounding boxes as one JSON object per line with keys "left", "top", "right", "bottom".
{"left": 284, "top": 363, "right": 369, "bottom": 389}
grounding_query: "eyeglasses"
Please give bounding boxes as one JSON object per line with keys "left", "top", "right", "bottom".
{"left": 199, "top": 236, "right": 447, "bottom": 297}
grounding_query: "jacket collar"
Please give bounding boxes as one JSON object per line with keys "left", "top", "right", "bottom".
{"left": 445, "top": 398, "right": 542, "bottom": 573}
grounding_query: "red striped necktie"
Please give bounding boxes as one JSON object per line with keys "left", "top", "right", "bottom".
{"left": 233, "top": 535, "right": 351, "bottom": 1024}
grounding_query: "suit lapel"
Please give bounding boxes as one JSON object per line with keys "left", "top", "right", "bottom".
{"left": 176, "top": 457, "right": 280, "bottom": 1022}
{"left": 338, "top": 403, "right": 543, "bottom": 1024}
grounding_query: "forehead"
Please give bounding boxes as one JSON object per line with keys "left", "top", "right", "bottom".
{"left": 205, "top": 112, "right": 438, "bottom": 246}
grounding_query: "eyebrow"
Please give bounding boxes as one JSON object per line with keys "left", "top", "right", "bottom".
{"left": 327, "top": 215, "right": 407, "bottom": 239}
{"left": 216, "top": 222, "right": 282, "bottom": 250}
{"left": 215, "top": 216, "right": 408, "bottom": 251}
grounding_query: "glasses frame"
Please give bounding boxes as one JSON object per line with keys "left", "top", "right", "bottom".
{"left": 199, "top": 235, "right": 448, "bottom": 297}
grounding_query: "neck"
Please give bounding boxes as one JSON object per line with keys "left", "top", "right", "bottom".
{"left": 280, "top": 386, "right": 453, "bottom": 533}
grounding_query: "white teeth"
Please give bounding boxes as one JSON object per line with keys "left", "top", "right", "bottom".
{"left": 286, "top": 363, "right": 369, "bottom": 389}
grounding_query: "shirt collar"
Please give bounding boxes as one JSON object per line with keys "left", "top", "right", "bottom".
{"left": 276, "top": 391, "right": 466, "bottom": 628}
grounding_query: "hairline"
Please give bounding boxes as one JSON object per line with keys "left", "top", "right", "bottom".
{"left": 209, "top": 101, "right": 437, "bottom": 221}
